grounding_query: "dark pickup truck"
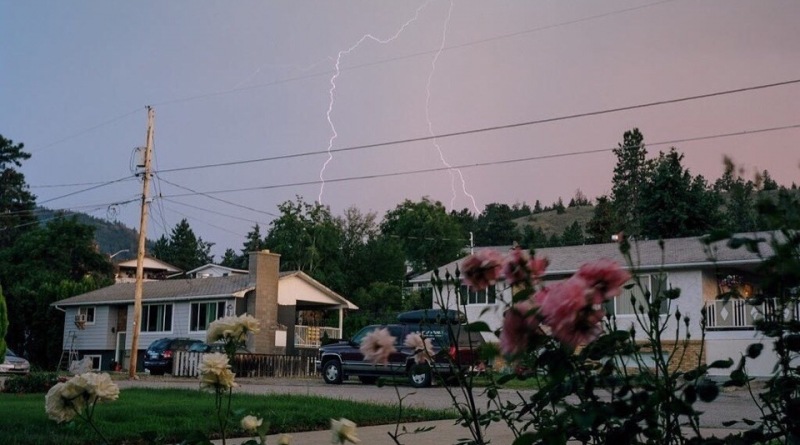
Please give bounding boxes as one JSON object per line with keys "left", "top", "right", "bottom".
{"left": 316, "top": 309, "right": 483, "bottom": 387}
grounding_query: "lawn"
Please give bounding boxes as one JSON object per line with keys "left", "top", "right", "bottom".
{"left": 1, "top": 387, "right": 456, "bottom": 445}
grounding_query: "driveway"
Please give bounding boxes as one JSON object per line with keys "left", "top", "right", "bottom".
{"left": 115, "top": 376, "right": 763, "bottom": 429}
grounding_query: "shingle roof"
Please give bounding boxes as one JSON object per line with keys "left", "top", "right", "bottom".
{"left": 410, "top": 232, "right": 778, "bottom": 283}
{"left": 54, "top": 275, "right": 253, "bottom": 306}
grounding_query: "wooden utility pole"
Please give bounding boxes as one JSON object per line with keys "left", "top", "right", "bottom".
{"left": 129, "top": 106, "right": 154, "bottom": 379}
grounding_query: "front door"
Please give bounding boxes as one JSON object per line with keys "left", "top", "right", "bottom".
{"left": 116, "top": 332, "right": 127, "bottom": 369}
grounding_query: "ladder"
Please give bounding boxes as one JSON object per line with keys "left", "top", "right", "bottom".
{"left": 58, "top": 331, "right": 79, "bottom": 371}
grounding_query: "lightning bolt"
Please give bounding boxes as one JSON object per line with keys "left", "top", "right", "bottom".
{"left": 318, "top": 0, "right": 433, "bottom": 204}
{"left": 424, "top": 0, "right": 479, "bottom": 214}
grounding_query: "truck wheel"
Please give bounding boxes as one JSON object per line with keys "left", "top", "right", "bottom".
{"left": 322, "top": 360, "right": 343, "bottom": 384}
{"left": 409, "top": 365, "right": 432, "bottom": 388}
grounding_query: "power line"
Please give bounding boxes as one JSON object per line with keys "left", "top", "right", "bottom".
{"left": 37, "top": 175, "right": 139, "bottom": 205}
{"left": 160, "top": 197, "right": 271, "bottom": 226}
{"left": 155, "top": 78, "right": 800, "bottom": 175}
{"left": 160, "top": 205, "right": 246, "bottom": 238}
{"left": 150, "top": 0, "right": 678, "bottom": 108}
{"left": 30, "top": 181, "right": 117, "bottom": 189}
{"left": 0, "top": 197, "right": 140, "bottom": 218}
{"left": 157, "top": 122, "right": 800, "bottom": 198}
{"left": 31, "top": 108, "right": 144, "bottom": 153}
{"left": 156, "top": 175, "right": 279, "bottom": 217}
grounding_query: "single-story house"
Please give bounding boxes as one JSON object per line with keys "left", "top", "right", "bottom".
{"left": 53, "top": 250, "right": 357, "bottom": 371}
{"left": 410, "top": 232, "right": 794, "bottom": 377}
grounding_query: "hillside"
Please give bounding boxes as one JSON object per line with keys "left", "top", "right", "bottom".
{"left": 513, "top": 205, "right": 595, "bottom": 236}
{"left": 36, "top": 208, "right": 151, "bottom": 261}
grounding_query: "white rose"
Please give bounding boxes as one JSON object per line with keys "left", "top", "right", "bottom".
{"left": 45, "top": 383, "right": 78, "bottom": 423}
{"left": 331, "top": 418, "right": 360, "bottom": 444}
{"left": 82, "top": 372, "right": 119, "bottom": 402}
{"left": 241, "top": 415, "right": 263, "bottom": 432}
{"left": 199, "top": 353, "right": 230, "bottom": 375}
{"left": 237, "top": 314, "right": 260, "bottom": 335}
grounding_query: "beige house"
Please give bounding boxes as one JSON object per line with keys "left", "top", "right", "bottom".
{"left": 53, "top": 251, "right": 357, "bottom": 372}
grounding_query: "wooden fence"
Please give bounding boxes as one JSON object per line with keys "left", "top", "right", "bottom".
{"left": 172, "top": 351, "right": 317, "bottom": 378}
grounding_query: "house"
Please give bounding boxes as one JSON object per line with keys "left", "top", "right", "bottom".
{"left": 115, "top": 256, "right": 182, "bottom": 283}
{"left": 176, "top": 264, "right": 249, "bottom": 279}
{"left": 410, "top": 233, "right": 793, "bottom": 377}
{"left": 53, "top": 251, "right": 357, "bottom": 372}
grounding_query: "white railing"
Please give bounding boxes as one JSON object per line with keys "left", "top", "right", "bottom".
{"left": 705, "top": 298, "right": 800, "bottom": 330}
{"left": 294, "top": 325, "right": 341, "bottom": 347}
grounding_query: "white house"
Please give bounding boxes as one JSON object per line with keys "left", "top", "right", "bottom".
{"left": 177, "top": 264, "right": 249, "bottom": 279}
{"left": 410, "top": 233, "right": 792, "bottom": 377}
{"left": 53, "top": 251, "right": 357, "bottom": 372}
{"left": 115, "top": 256, "right": 182, "bottom": 283}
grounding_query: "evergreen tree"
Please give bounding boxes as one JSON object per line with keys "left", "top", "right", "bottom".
{"left": 152, "top": 219, "right": 214, "bottom": 272}
{"left": 760, "top": 169, "right": 778, "bottom": 191}
{"left": 561, "top": 221, "right": 584, "bottom": 246}
{"left": 522, "top": 226, "right": 548, "bottom": 249}
{"left": 638, "top": 149, "right": 722, "bottom": 239}
{"left": 509, "top": 202, "right": 533, "bottom": 218}
{"left": 533, "top": 200, "right": 543, "bottom": 214}
{"left": 0, "top": 285, "right": 7, "bottom": 364}
{"left": 450, "top": 208, "right": 477, "bottom": 241}
{"left": 237, "top": 223, "right": 266, "bottom": 269}
{"left": 553, "top": 198, "right": 566, "bottom": 214}
{"left": 474, "top": 203, "right": 520, "bottom": 246}
{"left": 611, "top": 128, "right": 648, "bottom": 237}
{"left": 220, "top": 248, "right": 239, "bottom": 268}
{"left": 0, "top": 135, "right": 36, "bottom": 249}
{"left": 585, "top": 196, "right": 619, "bottom": 244}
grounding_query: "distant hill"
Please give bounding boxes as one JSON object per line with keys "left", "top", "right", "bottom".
{"left": 513, "top": 205, "right": 595, "bottom": 237}
{"left": 36, "top": 207, "right": 152, "bottom": 261}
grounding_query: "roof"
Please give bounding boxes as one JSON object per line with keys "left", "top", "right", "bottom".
{"left": 279, "top": 271, "right": 359, "bottom": 310}
{"left": 54, "top": 275, "right": 253, "bottom": 306}
{"left": 409, "top": 232, "right": 779, "bottom": 284}
{"left": 52, "top": 269, "right": 358, "bottom": 309}
{"left": 181, "top": 263, "right": 249, "bottom": 276}
{"left": 116, "top": 256, "right": 182, "bottom": 273}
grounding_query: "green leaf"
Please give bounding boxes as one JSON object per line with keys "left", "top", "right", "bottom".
{"left": 746, "top": 343, "right": 764, "bottom": 359}
{"left": 512, "top": 432, "right": 537, "bottom": 445}
{"left": 708, "top": 358, "right": 734, "bottom": 369}
{"left": 697, "top": 381, "right": 720, "bottom": 402}
{"left": 465, "top": 321, "right": 491, "bottom": 333}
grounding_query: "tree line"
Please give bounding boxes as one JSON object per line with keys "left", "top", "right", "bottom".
{"left": 0, "top": 129, "right": 796, "bottom": 367}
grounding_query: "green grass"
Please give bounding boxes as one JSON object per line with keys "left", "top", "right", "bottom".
{"left": 0, "top": 387, "right": 455, "bottom": 445}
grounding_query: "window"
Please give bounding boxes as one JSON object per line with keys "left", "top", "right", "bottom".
{"left": 459, "top": 285, "right": 497, "bottom": 305}
{"left": 607, "top": 274, "right": 669, "bottom": 316}
{"left": 190, "top": 301, "right": 226, "bottom": 332}
{"left": 142, "top": 304, "right": 172, "bottom": 332}
{"left": 84, "top": 355, "right": 102, "bottom": 371}
{"left": 78, "top": 307, "right": 96, "bottom": 324}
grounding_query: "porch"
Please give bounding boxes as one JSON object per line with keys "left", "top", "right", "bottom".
{"left": 294, "top": 325, "right": 342, "bottom": 348}
{"left": 704, "top": 298, "right": 800, "bottom": 330}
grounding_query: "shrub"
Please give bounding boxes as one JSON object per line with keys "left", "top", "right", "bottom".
{"left": 3, "top": 372, "right": 60, "bottom": 394}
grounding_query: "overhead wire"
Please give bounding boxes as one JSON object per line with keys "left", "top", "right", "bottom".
{"left": 160, "top": 204, "right": 247, "bottom": 238}
{"left": 30, "top": 107, "right": 144, "bottom": 154}
{"left": 154, "top": 78, "right": 800, "bottom": 175}
{"left": 149, "top": 0, "right": 679, "bottom": 107}
{"left": 156, "top": 175, "right": 279, "bottom": 217}
{"left": 158, "top": 122, "right": 800, "bottom": 198}
{"left": 37, "top": 175, "right": 139, "bottom": 205}
{"left": 160, "top": 197, "right": 271, "bottom": 226}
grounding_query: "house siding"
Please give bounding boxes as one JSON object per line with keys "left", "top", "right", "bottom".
{"left": 63, "top": 306, "right": 116, "bottom": 351}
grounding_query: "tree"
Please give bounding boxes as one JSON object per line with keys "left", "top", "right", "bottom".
{"left": 450, "top": 208, "right": 477, "bottom": 241}
{"left": 611, "top": 128, "right": 648, "bottom": 236}
{"left": 714, "top": 162, "right": 758, "bottom": 233}
{"left": 570, "top": 189, "right": 590, "bottom": 207}
{"left": 229, "top": 224, "right": 267, "bottom": 269}
{"left": 0, "top": 135, "right": 36, "bottom": 249}
{"left": 474, "top": 203, "right": 520, "bottom": 246}
{"left": 0, "top": 216, "right": 113, "bottom": 368}
{"left": 152, "top": 219, "right": 214, "bottom": 272}
{"left": 533, "top": 200, "right": 543, "bottom": 214}
{"left": 552, "top": 198, "right": 566, "bottom": 215}
{"left": 522, "top": 226, "right": 549, "bottom": 249}
{"left": 638, "top": 149, "right": 721, "bottom": 239}
{"left": 264, "top": 196, "right": 346, "bottom": 292}
{"left": 561, "top": 221, "right": 584, "bottom": 246}
{"left": 380, "top": 197, "right": 465, "bottom": 274}
{"left": 509, "top": 202, "right": 533, "bottom": 218}
{"left": 585, "top": 196, "right": 619, "bottom": 244}
{"left": 220, "top": 248, "right": 239, "bottom": 268}
{"left": 0, "top": 285, "right": 7, "bottom": 364}
{"left": 759, "top": 169, "right": 779, "bottom": 191}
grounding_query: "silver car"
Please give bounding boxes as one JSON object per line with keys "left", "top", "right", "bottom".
{"left": 0, "top": 349, "right": 31, "bottom": 374}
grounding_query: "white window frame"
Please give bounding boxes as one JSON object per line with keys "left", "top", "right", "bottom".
{"left": 84, "top": 355, "right": 102, "bottom": 371}
{"left": 78, "top": 307, "right": 96, "bottom": 325}
{"left": 608, "top": 274, "right": 670, "bottom": 317}
{"left": 459, "top": 284, "right": 497, "bottom": 306}
{"left": 141, "top": 303, "right": 173, "bottom": 333}
{"left": 189, "top": 301, "right": 227, "bottom": 332}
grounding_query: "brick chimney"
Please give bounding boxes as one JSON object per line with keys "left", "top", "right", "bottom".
{"left": 248, "top": 250, "right": 281, "bottom": 354}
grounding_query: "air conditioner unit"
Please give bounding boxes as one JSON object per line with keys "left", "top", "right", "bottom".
{"left": 75, "top": 314, "right": 87, "bottom": 323}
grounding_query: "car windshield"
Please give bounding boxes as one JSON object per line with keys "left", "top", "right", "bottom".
{"left": 147, "top": 339, "right": 171, "bottom": 351}
{"left": 6, "top": 349, "right": 18, "bottom": 358}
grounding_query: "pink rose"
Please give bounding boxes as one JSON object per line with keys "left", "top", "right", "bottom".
{"left": 537, "top": 277, "right": 605, "bottom": 348}
{"left": 576, "top": 259, "right": 631, "bottom": 301}
{"left": 528, "top": 256, "right": 549, "bottom": 284}
{"left": 461, "top": 249, "right": 503, "bottom": 291}
{"left": 499, "top": 298, "right": 542, "bottom": 357}
{"left": 502, "top": 247, "right": 530, "bottom": 286}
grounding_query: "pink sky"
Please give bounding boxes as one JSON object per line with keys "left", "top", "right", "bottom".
{"left": 2, "top": 0, "right": 798, "bottom": 257}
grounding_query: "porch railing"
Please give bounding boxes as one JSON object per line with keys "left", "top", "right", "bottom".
{"left": 294, "top": 325, "right": 341, "bottom": 347}
{"left": 705, "top": 298, "right": 800, "bottom": 330}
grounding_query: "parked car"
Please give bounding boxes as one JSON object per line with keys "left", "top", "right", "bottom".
{"left": 144, "top": 338, "right": 205, "bottom": 375}
{"left": 316, "top": 309, "right": 483, "bottom": 388}
{"left": 187, "top": 342, "right": 251, "bottom": 354}
{"left": 0, "top": 349, "right": 31, "bottom": 375}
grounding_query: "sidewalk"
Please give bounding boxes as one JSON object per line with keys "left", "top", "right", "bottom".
{"left": 219, "top": 420, "right": 741, "bottom": 445}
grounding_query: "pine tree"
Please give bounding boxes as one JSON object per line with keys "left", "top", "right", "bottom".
{"left": 0, "top": 135, "right": 36, "bottom": 249}
{"left": 611, "top": 128, "right": 648, "bottom": 237}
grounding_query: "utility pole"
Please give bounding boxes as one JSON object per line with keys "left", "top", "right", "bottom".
{"left": 129, "top": 106, "right": 154, "bottom": 379}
